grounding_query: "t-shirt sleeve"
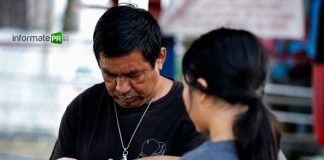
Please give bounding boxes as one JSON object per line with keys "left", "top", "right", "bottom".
{"left": 172, "top": 112, "right": 207, "bottom": 156}
{"left": 50, "top": 97, "right": 80, "bottom": 160}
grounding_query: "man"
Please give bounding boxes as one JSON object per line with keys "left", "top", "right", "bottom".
{"left": 50, "top": 5, "right": 205, "bottom": 160}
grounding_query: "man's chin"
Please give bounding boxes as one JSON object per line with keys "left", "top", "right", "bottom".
{"left": 116, "top": 100, "right": 139, "bottom": 109}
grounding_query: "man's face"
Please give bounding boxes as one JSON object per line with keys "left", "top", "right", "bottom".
{"left": 99, "top": 51, "right": 160, "bottom": 108}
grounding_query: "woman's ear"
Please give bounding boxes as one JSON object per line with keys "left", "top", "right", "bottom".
{"left": 156, "top": 47, "right": 167, "bottom": 70}
{"left": 197, "top": 77, "right": 208, "bottom": 89}
{"left": 197, "top": 78, "right": 208, "bottom": 103}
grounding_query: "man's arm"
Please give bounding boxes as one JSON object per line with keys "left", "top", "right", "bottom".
{"left": 50, "top": 99, "right": 80, "bottom": 160}
{"left": 137, "top": 156, "right": 180, "bottom": 160}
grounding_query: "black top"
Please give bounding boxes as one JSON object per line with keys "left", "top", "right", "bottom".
{"left": 50, "top": 80, "right": 206, "bottom": 160}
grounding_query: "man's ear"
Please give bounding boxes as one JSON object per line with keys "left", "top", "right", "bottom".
{"left": 156, "top": 47, "right": 167, "bottom": 70}
{"left": 98, "top": 57, "right": 103, "bottom": 67}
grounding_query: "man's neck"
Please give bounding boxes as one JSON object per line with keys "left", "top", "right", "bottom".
{"left": 153, "top": 75, "right": 173, "bottom": 101}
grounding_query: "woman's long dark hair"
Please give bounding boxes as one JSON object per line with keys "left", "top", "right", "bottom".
{"left": 182, "top": 28, "right": 281, "bottom": 160}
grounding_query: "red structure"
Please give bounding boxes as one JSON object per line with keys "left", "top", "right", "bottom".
{"left": 313, "top": 1, "right": 324, "bottom": 145}
{"left": 313, "top": 64, "right": 324, "bottom": 145}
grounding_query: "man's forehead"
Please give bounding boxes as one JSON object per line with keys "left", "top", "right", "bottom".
{"left": 99, "top": 50, "right": 145, "bottom": 60}
{"left": 100, "top": 53, "right": 150, "bottom": 66}
{"left": 101, "top": 63, "right": 143, "bottom": 73}
{"left": 98, "top": 51, "right": 153, "bottom": 74}
{"left": 102, "top": 61, "right": 141, "bottom": 68}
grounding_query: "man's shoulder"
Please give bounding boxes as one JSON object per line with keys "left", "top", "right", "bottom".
{"left": 168, "top": 79, "right": 183, "bottom": 96}
{"left": 173, "top": 79, "right": 183, "bottom": 90}
{"left": 69, "top": 82, "right": 108, "bottom": 106}
{"left": 65, "top": 82, "right": 109, "bottom": 117}
{"left": 150, "top": 80, "right": 186, "bottom": 118}
{"left": 156, "top": 79, "right": 183, "bottom": 104}
{"left": 79, "top": 82, "right": 107, "bottom": 97}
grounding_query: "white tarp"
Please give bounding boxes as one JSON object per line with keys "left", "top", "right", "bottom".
{"left": 160, "top": 0, "right": 304, "bottom": 39}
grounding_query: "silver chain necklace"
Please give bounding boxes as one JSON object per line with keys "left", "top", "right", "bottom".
{"left": 113, "top": 98, "right": 154, "bottom": 160}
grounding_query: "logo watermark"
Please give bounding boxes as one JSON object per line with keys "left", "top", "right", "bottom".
{"left": 12, "top": 32, "right": 69, "bottom": 44}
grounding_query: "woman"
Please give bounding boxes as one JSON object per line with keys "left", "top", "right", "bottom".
{"left": 180, "top": 28, "right": 281, "bottom": 160}
{"left": 138, "top": 28, "right": 282, "bottom": 160}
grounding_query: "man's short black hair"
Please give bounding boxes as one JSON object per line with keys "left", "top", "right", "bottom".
{"left": 93, "top": 4, "right": 162, "bottom": 68}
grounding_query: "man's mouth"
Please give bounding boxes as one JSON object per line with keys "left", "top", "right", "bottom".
{"left": 118, "top": 96, "right": 136, "bottom": 103}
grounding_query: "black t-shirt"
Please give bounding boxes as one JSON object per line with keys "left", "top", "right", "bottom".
{"left": 50, "top": 81, "right": 206, "bottom": 160}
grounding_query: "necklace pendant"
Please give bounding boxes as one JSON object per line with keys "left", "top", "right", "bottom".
{"left": 121, "top": 150, "right": 128, "bottom": 160}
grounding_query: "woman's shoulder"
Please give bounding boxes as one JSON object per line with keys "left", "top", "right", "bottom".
{"left": 181, "top": 140, "right": 238, "bottom": 160}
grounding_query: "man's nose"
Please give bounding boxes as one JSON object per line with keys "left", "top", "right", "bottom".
{"left": 115, "top": 77, "right": 131, "bottom": 94}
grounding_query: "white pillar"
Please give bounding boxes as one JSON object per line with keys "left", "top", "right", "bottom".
{"left": 118, "top": 0, "right": 149, "bottom": 11}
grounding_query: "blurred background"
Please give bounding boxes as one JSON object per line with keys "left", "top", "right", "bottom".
{"left": 0, "top": 0, "right": 323, "bottom": 159}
